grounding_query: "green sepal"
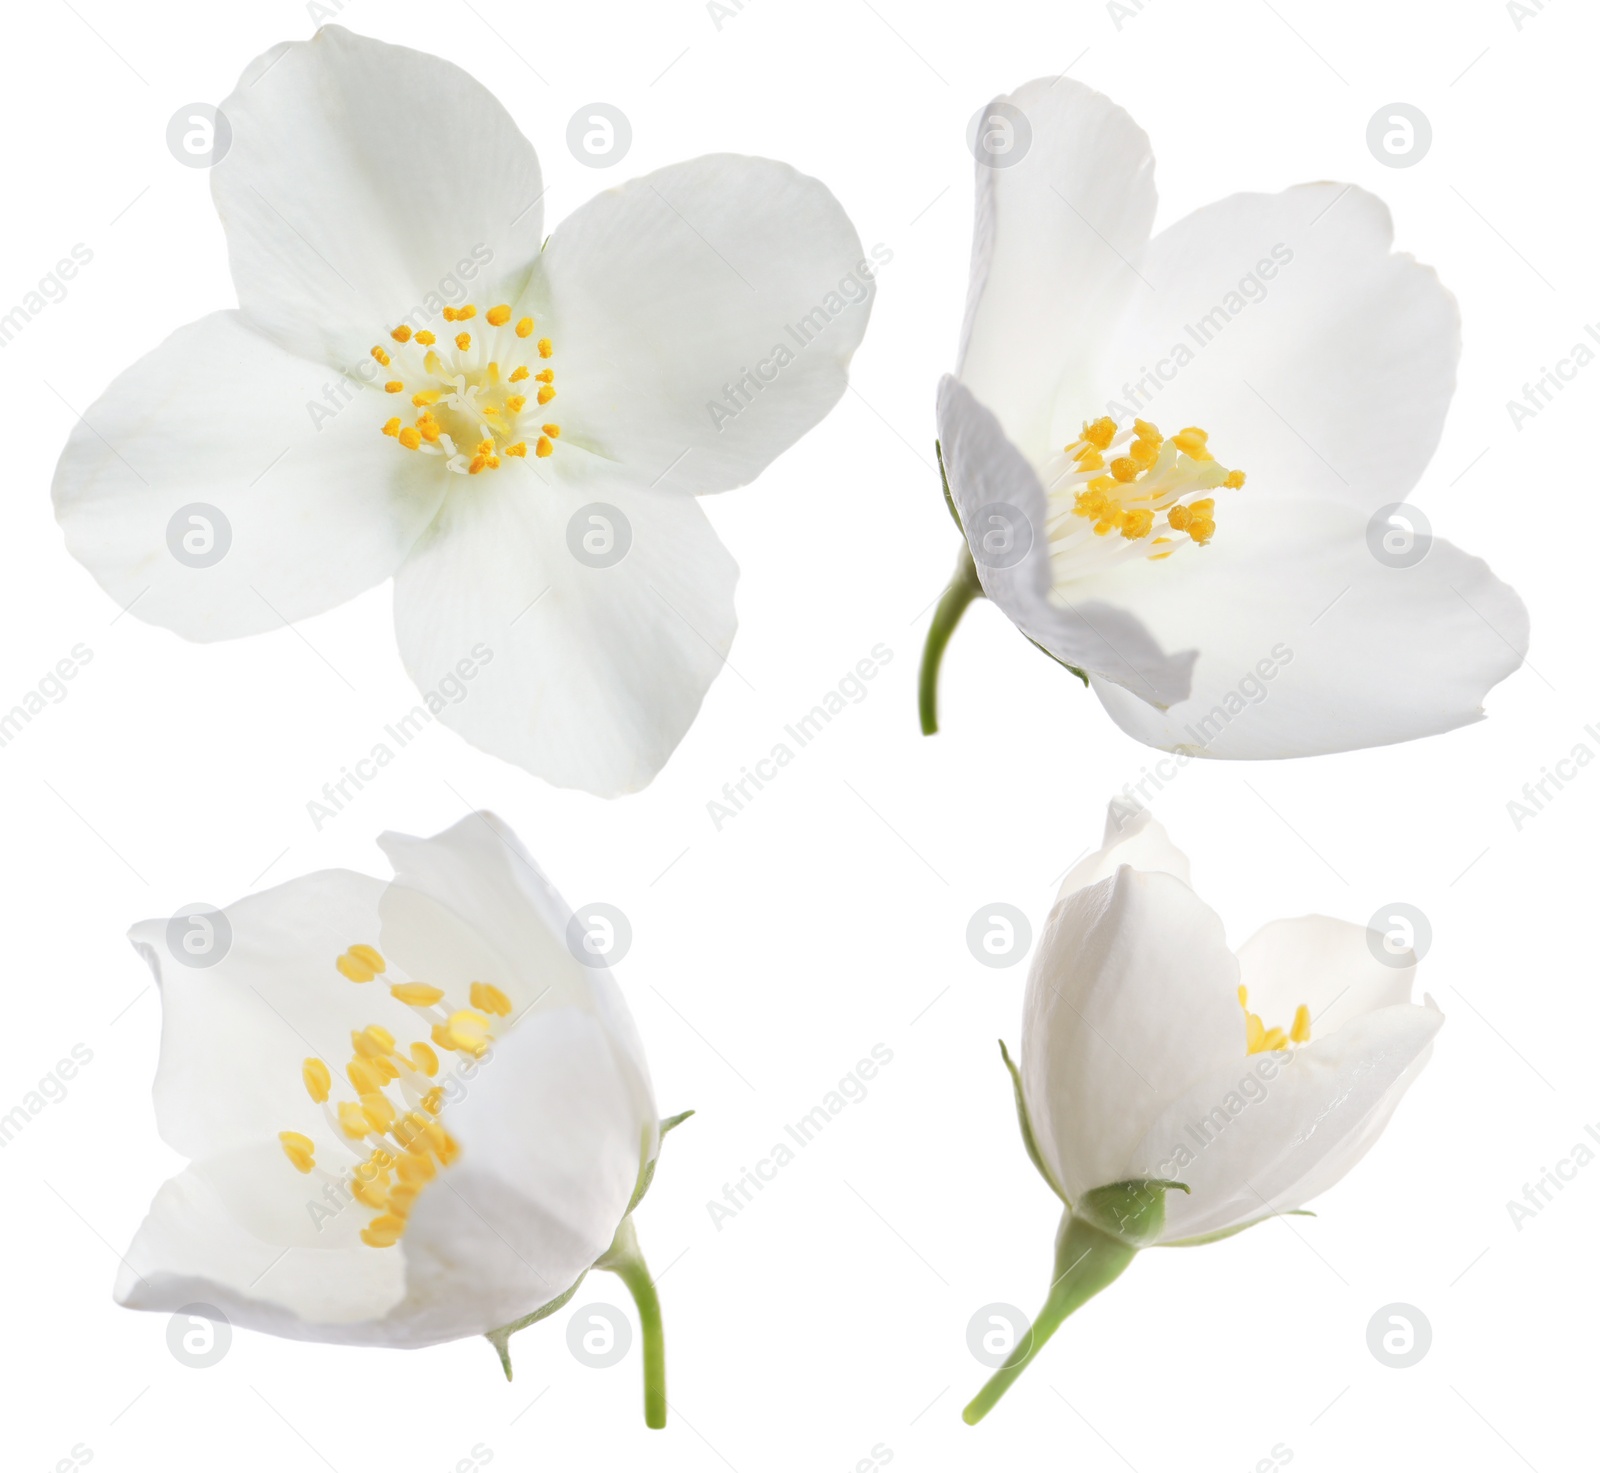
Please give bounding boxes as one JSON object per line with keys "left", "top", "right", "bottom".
{"left": 1024, "top": 634, "right": 1090, "bottom": 687}
{"left": 626, "top": 1109, "right": 694, "bottom": 1215}
{"left": 485, "top": 1271, "right": 587, "bottom": 1380}
{"left": 1159, "top": 1209, "right": 1315, "bottom": 1248}
{"left": 936, "top": 439, "right": 963, "bottom": 530}
{"left": 998, "top": 1040, "right": 1069, "bottom": 1208}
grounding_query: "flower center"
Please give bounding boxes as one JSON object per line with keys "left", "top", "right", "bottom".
{"left": 373, "top": 303, "right": 562, "bottom": 475}
{"left": 1042, "top": 416, "right": 1245, "bottom": 590}
{"left": 276, "top": 942, "right": 515, "bottom": 1249}
{"left": 1237, "top": 984, "right": 1311, "bottom": 1056}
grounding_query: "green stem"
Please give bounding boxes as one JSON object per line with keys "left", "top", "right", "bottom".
{"left": 597, "top": 1216, "right": 667, "bottom": 1430}
{"left": 918, "top": 545, "right": 985, "bottom": 736}
{"left": 962, "top": 1211, "right": 1137, "bottom": 1425}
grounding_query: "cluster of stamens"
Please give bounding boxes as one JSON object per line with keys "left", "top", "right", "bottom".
{"left": 276, "top": 943, "right": 514, "bottom": 1248}
{"left": 1042, "top": 416, "right": 1245, "bottom": 587}
{"left": 374, "top": 303, "right": 561, "bottom": 475}
{"left": 1238, "top": 985, "right": 1311, "bottom": 1056}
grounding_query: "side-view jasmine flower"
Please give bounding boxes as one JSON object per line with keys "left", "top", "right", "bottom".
{"left": 921, "top": 77, "right": 1526, "bottom": 758}
{"left": 117, "top": 812, "right": 687, "bottom": 1428}
{"left": 53, "top": 25, "right": 875, "bottom": 796}
{"left": 963, "top": 803, "right": 1441, "bottom": 1423}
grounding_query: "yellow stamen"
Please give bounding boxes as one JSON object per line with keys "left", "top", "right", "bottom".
{"left": 385, "top": 381, "right": 404, "bottom": 394}
{"left": 537, "top": 385, "right": 556, "bottom": 405}
{"left": 337, "top": 1101, "right": 370, "bottom": 1139}
{"left": 1291, "top": 1003, "right": 1312, "bottom": 1045}
{"left": 390, "top": 326, "right": 412, "bottom": 343}
{"left": 347, "top": 1058, "right": 384, "bottom": 1095}
{"left": 352, "top": 1025, "right": 395, "bottom": 1059}
{"left": 509, "top": 365, "right": 530, "bottom": 381}
{"left": 390, "top": 982, "right": 445, "bottom": 1007}
{"left": 336, "top": 945, "right": 385, "bottom": 982}
{"left": 372, "top": 345, "right": 390, "bottom": 366}
{"left": 381, "top": 417, "right": 400, "bottom": 438}
{"left": 469, "top": 981, "right": 513, "bottom": 1017}
{"left": 504, "top": 442, "right": 527, "bottom": 457}
{"left": 397, "top": 426, "right": 421, "bottom": 450}
{"left": 457, "top": 304, "right": 477, "bottom": 320}
{"left": 414, "top": 330, "right": 436, "bottom": 346}
{"left": 516, "top": 317, "right": 534, "bottom": 337}
{"left": 302, "top": 1058, "right": 331, "bottom": 1104}
{"left": 535, "top": 436, "right": 553, "bottom": 457}
{"left": 543, "top": 424, "right": 561, "bottom": 438}
{"left": 1172, "top": 427, "right": 1212, "bottom": 460}
{"left": 446, "top": 1008, "right": 493, "bottom": 1056}
{"left": 505, "top": 394, "right": 526, "bottom": 414}
{"left": 537, "top": 338, "right": 553, "bottom": 358}
{"left": 487, "top": 304, "right": 512, "bottom": 326}
{"left": 360, "top": 1214, "right": 406, "bottom": 1248}
{"left": 279, "top": 1131, "right": 315, "bottom": 1173}
{"left": 360, "top": 1091, "right": 397, "bottom": 1132}
{"left": 420, "top": 1087, "right": 445, "bottom": 1116}
{"left": 410, "top": 1041, "right": 439, "bottom": 1076}
{"left": 1082, "top": 416, "right": 1117, "bottom": 450}
{"left": 411, "top": 390, "right": 440, "bottom": 407}
{"left": 455, "top": 332, "right": 472, "bottom": 351}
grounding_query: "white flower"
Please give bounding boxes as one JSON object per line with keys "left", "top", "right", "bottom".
{"left": 53, "top": 26, "right": 875, "bottom": 796}
{"left": 116, "top": 812, "right": 683, "bottom": 1424}
{"left": 923, "top": 78, "right": 1526, "bottom": 757}
{"left": 965, "top": 803, "right": 1440, "bottom": 1422}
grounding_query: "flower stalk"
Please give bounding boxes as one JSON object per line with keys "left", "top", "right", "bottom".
{"left": 918, "top": 545, "right": 985, "bottom": 736}
{"left": 597, "top": 1215, "right": 668, "bottom": 1430}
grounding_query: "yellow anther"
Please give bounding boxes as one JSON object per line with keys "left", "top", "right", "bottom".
{"left": 278, "top": 1131, "right": 315, "bottom": 1173}
{"left": 1259, "top": 1027, "right": 1288, "bottom": 1052}
{"left": 1083, "top": 416, "right": 1117, "bottom": 450}
{"left": 411, "top": 390, "right": 440, "bottom": 407}
{"left": 535, "top": 436, "right": 553, "bottom": 457}
{"left": 442, "top": 306, "right": 459, "bottom": 322}
{"left": 352, "top": 1025, "right": 395, "bottom": 1059}
{"left": 487, "top": 455, "right": 500, "bottom": 469}
{"left": 504, "top": 442, "right": 527, "bottom": 457}
{"left": 509, "top": 364, "right": 530, "bottom": 381}
{"left": 515, "top": 317, "right": 534, "bottom": 337}
{"left": 418, "top": 418, "right": 441, "bottom": 443}
{"left": 1110, "top": 456, "right": 1138, "bottom": 483}
{"left": 537, "top": 338, "right": 553, "bottom": 358}
{"left": 387, "top": 1184, "right": 420, "bottom": 1215}
{"left": 1120, "top": 508, "right": 1154, "bottom": 540}
{"left": 410, "top": 1041, "right": 439, "bottom": 1077}
{"left": 397, "top": 426, "right": 421, "bottom": 450}
{"left": 414, "top": 330, "right": 436, "bottom": 346}
{"left": 351, "top": 1175, "right": 388, "bottom": 1209}
{"left": 482, "top": 405, "right": 502, "bottom": 418}
{"left": 360, "top": 1214, "right": 406, "bottom": 1248}
{"left": 1130, "top": 437, "right": 1159, "bottom": 469}
{"left": 424, "top": 350, "right": 444, "bottom": 375}
{"left": 1244, "top": 1013, "right": 1265, "bottom": 1053}
{"left": 504, "top": 394, "right": 526, "bottom": 414}
{"left": 537, "top": 385, "right": 556, "bottom": 405}
{"left": 543, "top": 424, "right": 561, "bottom": 438}
{"left": 372, "top": 345, "right": 390, "bottom": 366}
{"left": 302, "top": 1058, "right": 332, "bottom": 1104}
{"left": 420, "top": 1087, "right": 445, "bottom": 1115}
{"left": 337, "top": 945, "right": 385, "bottom": 983}
{"left": 534, "top": 368, "right": 554, "bottom": 383}
{"left": 390, "top": 326, "right": 412, "bottom": 343}
{"left": 487, "top": 304, "right": 512, "bottom": 326}
{"left": 430, "top": 1022, "right": 459, "bottom": 1051}
{"left": 390, "top": 982, "right": 445, "bottom": 1007}
{"left": 1224, "top": 469, "right": 1246, "bottom": 490}
{"left": 1074, "top": 447, "right": 1104, "bottom": 471}
{"left": 1173, "top": 427, "right": 1212, "bottom": 460}
{"left": 486, "top": 362, "right": 500, "bottom": 383}
{"left": 347, "top": 1057, "right": 384, "bottom": 1095}
{"left": 397, "top": 1149, "right": 437, "bottom": 1185}
{"left": 360, "top": 1091, "right": 397, "bottom": 1132}
{"left": 1291, "top": 1003, "right": 1312, "bottom": 1045}
{"left": 455, "top": 332, "right": 472, "bottom": 351}
{"left": 446, "top": 1008, "right": 493, "bottom": 1055}
{"left": 1133, "top": 418, "right": 1162, "bottom": 444}
{"left": 337, "top": 1101, "right": 370, "bottom": 1139}
{"left": 470, "top": 981, "right": 513, "bottom": 1017}
{"left": 476, "top": 439, "right": 495, "bottom": 456}
{"left": 1238, "top": 985, "right": 1249, "bottom": 1008}
{"left": 457, "top": 304, "right": 477, "bottom": 320}
{"left": 381, "top": 417, "right": 401, "bottom": 438}
{"left": 1167, "top": 504, "right": 1192, "bottom": 531}
{"left": 385, "top": 381, "right": 405, "bottom": 394}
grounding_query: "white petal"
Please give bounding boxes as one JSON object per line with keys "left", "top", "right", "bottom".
{"left": 214, "top": 26, "right": 544, "bottom": 367}
{"left": 957, "top": 78, "right": 1157, "bottom": 463}
{"left": 1129, "top": 1002, "right": 1443, "bottom": 1241}
{"left": 1056, "top": 801, "right": 1192, "bottom": 901}
{"left": 1083, "top": 494, "right": 1527, "bottom": 757}
{"left": 1098, "top": 186, "right": 1458, "bottom": 513}
{"left": 52, "top": 312, "right": 446, "bottom": 641}
{"left": 1237, "top": 915, "right": 1417, "bottom": 1036}
{"left": 937, "top": 376, "right": 1193, "bottom": 705}
{"left": 534, "top": 155, "right": 872, "bottom": 494}
{"left": 392, "top": 462, "right": 738, "bottom": 794}
{"left": 1021, "top": 867, "right": 1241, "bottom": 1203}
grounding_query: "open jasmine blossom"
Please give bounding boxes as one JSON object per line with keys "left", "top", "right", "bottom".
{"left": 116, "top": 813, "right": 686, "bottom": 1428}
{"left": 53, "top": 25, "right": 874, "bottom": 796}
{"left": 964, "top": 804, "right": 1441, "bottom": 1423}
{"left": 922, "top": 77, "right": 1526, "bottom": 758}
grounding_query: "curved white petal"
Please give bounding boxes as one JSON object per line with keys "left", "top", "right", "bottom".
{"left": 534, "top": 154, "right": 872, "bottom": 495}
{"left": 52, "top": 312, "right": 446, "bottom": 640}
{"left": 937, "top": 376, "right": 1193, "bottom": 705}
{"left": 957, "top": 78, "right": 1156, "bottom": 463}
{"left": 1238, "top": 915, "right": 1417, "bottom": 1037}
{"left": 1056, "top": 801, "right": 1192, "bottom": 901}
{"left": 392, "top": 461, "right": 738, "bottom": 795}
{"left": 1128, "top": 1001, "right": 1443, "bottom": 1241}
{"left": 1098, "top": 186, "right": 1458, "bottom": 513}
{"left": 1021, "top": 867, "right": 1241, "bottom": 1204}
{"left": 214, "top": 26, "right": 544, "bottom": 368}
{"left": 1083, "top": 494, "right": 1527, "bottom": 757}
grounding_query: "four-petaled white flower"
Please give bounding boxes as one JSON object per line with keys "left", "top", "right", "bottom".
{"left": 117, "top": 812, "right": 683, "bottom": 1425}
{"left": 54, "top": 26, "right": 875, "bottom": 796}
{"left": 922, "top": 77, "right": 1527, "bottom": 758}
{"left": 964, "top": 802, "right": 1441, "bottom": 1422}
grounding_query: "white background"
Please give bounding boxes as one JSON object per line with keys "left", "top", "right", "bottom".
{"left": 0, "top": 0, "right": 1589, "bottom": 1469}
